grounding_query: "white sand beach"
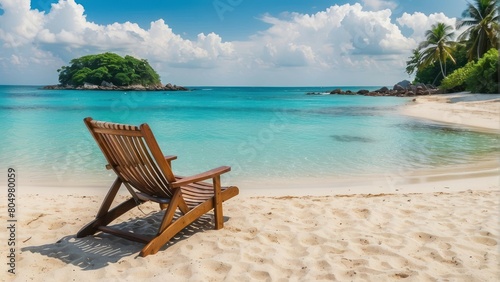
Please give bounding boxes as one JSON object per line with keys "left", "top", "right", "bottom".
{"left": 5, "top": 179, "right": 500, "bottom": 281}
{"left": 402, "top": 92, "right": 500, "bottom": 133}
{"left": 3, "top": 93, "right": 500, "bottom": 281}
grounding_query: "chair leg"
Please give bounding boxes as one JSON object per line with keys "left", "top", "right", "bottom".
{"left": 213, "top": 176, "right": 223, "bottom": 230}
{"left": 78, "top": 198, "right": 139, "bottom": 237}
{"left": 77, "top": 178, "right": 141, "bottom": 237}
{"left": 140, "top": 200, "right": 214, "bottom": 256}
{"left": 158, "top": 192, "right": 182, "bottom": 234}
{"left": 140, "top": 220, "right": 181, "bottom": 256}
{"left": 95, "top": 177, "right": 122, "bottom": 217}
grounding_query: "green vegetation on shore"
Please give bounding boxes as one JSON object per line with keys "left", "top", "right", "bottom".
{"left": 57, "top": 52, "right": 161, "bottom": 87}
{"left": 441, "top": 48, "right": 498, "bottom": 93}
{"left": 406, "top": 0, "right": 499, "bottom": 93}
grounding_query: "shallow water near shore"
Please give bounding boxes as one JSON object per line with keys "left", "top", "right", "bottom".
{"left": 0, "top": 85, "right": 498, "bottom": 188}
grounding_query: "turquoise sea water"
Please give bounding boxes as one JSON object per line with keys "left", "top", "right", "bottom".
{"left": 0, "top": 85, "right": 498, "bottom": 188}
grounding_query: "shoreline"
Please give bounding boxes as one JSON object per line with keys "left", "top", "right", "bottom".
{"left": 17, "top": 156, "right": 499, "bottom": 196}
{"left": 401, "top": 92, "right": 500, "bottom": 133}
{"left": 237, "top": 158, "right": 499, "bottom": 196}
{"left": 17, "top": 160, "right": 499, "bottom": 205}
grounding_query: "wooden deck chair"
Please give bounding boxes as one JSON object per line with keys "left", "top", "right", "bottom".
{"left": 77, "top": 117, "right": 239, "bottom": 256}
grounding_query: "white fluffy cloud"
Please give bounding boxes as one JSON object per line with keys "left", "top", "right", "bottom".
{"left": 237, "top": 3, "right": 414, "bottom": 73}
{"left": 397, "top": 12, "right": 459, "bottom": 43}
{"left": 0, "top": 0, "right": 44, "bottom": 47}
{"left": 0, "top": 0, "right": 459, "bottom": 85}
{"left": 35, "top": 0, "right": 235, "bottom": 65}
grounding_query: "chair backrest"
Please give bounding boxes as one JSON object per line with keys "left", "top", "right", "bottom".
{"left": 84, "top": 117, "right": 176, "bottom": 198}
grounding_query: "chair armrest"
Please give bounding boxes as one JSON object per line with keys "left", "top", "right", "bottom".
{"left": 171, "top": 166, "right": 231, "bottom": 188}
{"left": 164, "top": 155, "right": 177, "bottom": 162}
{"left": 164, "top": 155, "right": 177, "bottom": 166}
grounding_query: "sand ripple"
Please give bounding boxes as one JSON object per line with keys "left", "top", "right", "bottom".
{"left": 2, "top": 190, "right": 498, "bottom": 281}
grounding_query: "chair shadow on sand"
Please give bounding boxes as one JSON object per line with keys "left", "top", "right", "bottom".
{"left": 21, "top": 211, "right": 223, "bottom": 270}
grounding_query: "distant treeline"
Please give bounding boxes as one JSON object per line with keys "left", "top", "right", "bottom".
{"left": 406, "top": 0, "right": 499, "bottom": 93}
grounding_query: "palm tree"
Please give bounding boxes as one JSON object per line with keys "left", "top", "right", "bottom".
{"left": 457, "top": 0, "right": 499, "bottom": 61}
{"left": 405, "top": 48, "right": 423, "bottom": 75}
{"left": 418, "top": 22, "right": 457, "bottom": 79}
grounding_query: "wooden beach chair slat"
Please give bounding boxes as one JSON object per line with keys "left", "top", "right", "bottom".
{"left": 77, "top": 117, "right": 239, "bottom": 256}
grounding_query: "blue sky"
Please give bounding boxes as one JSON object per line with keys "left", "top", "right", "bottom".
{"left": 1, "top": 0, "right": 469, "bottom": 86}
{"left": 30, "top": 0, "right": 465, "bottom": 40}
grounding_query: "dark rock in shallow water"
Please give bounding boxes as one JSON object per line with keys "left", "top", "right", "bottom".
{"left": 393, "top": 84, "right": 405, "bottom": 91}
{"left": 416, "top": 83, "right": 427, "bottom": 91}
{"left": 330, "top": 88, "right": 343, "bottom": 94}
{"left": 376, "top": 86, "right": 389, "bottom": 93}
{"left": 304, "top": 82, "right": 442, "bottom": 97}
{"left": 42, "top": 85, "right": 70, "bottom": 90}
{"left": 331, "top": 135, "right": 376, "bottom": 143}
{"left": 165, "top": 83, "right": 188, "bottom": 91}
{"left": 394, "top": 80, "right": 412, "bottom": 90}
{"left": 366, "top": 91, "right": 384, "bottom": 96}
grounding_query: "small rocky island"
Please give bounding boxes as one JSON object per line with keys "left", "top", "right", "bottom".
{"left": 43, "top": 52, "right": 188, "bottom": 91}
{"left": 307, "top": 80, "right": 442, "bottom": 97}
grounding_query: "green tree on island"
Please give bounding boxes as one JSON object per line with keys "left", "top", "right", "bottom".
{"left": 57, "top": 53, "right": 161, "bottom": 87}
